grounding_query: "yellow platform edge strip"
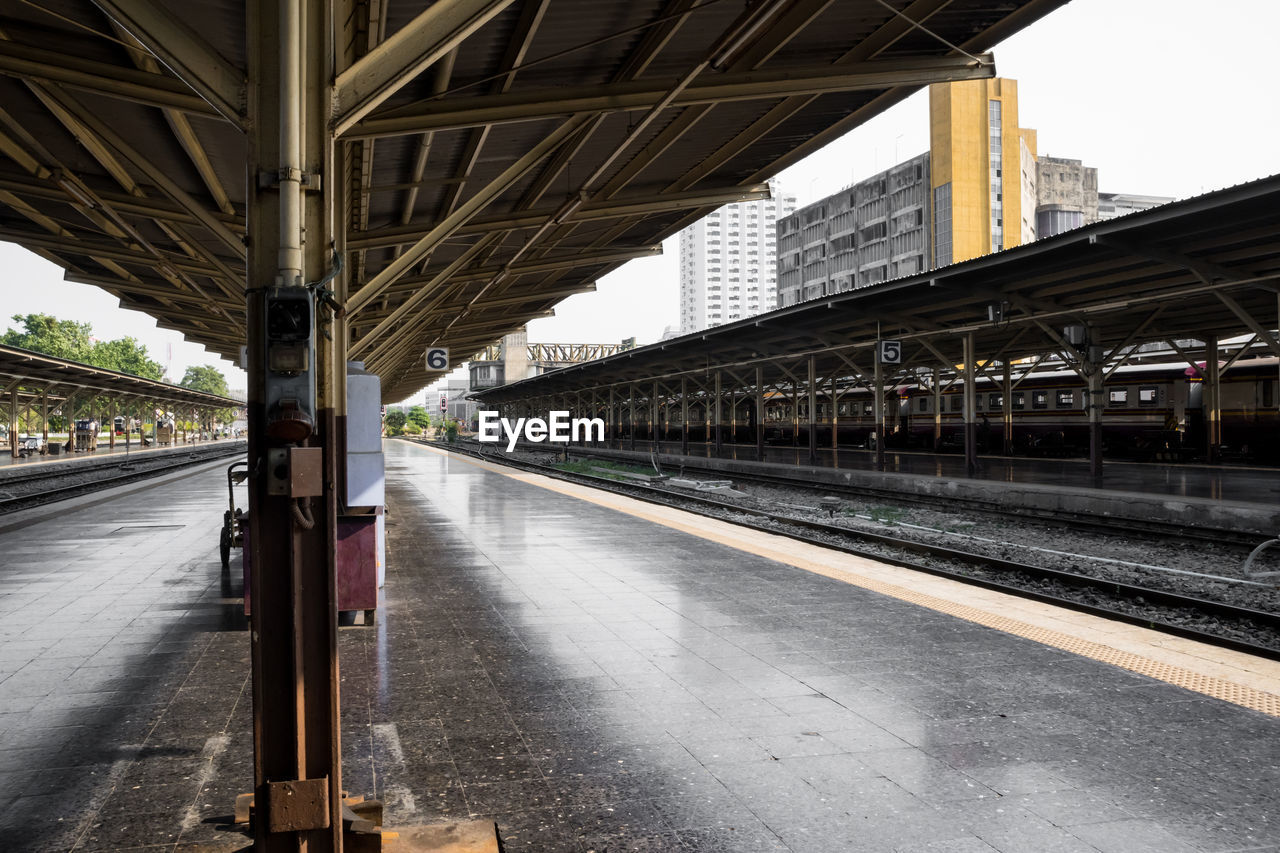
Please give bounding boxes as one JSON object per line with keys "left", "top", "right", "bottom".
{"left": 427, "top": 446, "right": 1280, "bottom": 718}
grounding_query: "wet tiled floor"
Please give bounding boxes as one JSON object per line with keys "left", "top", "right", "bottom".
{"left": 2, "top": 443, "right": 1279, "bottom": 851}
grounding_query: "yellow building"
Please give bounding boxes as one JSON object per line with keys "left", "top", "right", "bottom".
{"left": 930, "top": 78, "right": 1037, "bottom": 265}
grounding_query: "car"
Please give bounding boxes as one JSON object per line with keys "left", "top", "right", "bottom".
{"left": 17, "top": 435, "right": 45, "bottom": 457}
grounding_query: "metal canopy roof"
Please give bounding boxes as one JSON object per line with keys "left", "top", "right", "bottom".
{"left": 0, "top": 0, "right": 1068, "bottom": 402}
{"left": 0, "top": 344, "right": 243, "bottom": 408}
{"left": 473, "top": 174, "right": 1280, "bottom": 400}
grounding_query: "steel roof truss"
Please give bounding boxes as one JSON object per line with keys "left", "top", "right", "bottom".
{"left": 88, "top": 0, "right": 247, "bottom": 126}
{"left": 333, "top": 0, "right": 519, "bottom": 134}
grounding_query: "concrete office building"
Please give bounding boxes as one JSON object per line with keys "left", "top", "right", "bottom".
{"left": 678, "top": 178, "right": 795, "bottom": 332}
{"left": 777, "top": 152, "right": 931, "bottom": 307}
{"left": 1035, "top": 155, "right": 1099, "bottom": 238}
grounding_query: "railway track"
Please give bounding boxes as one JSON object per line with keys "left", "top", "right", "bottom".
{"left": 582, "top": 444, "right": 1274, "bottom": 549}
{"left": 428, "top": 440, "right": 1280, "bottom": 662}
{"left": 0, "top": 443, "right": 246, "bottom": 514}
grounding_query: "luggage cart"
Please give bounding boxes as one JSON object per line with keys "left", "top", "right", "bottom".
{"left": 220, "top": 460, "right": 249, "bottom": 571}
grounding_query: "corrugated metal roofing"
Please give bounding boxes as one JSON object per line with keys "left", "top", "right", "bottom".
{"left": 0, "top": 0, "right": 1069, "bottom": 401}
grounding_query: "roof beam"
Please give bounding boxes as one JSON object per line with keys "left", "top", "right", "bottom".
{"left": 346, "top": 113, "right": 591, "bottom": 316}
{"left": 347, "top": 54, "right": 994, "bottom": 139}
{"left": 348, "top": 183, "right": 770, "bottom": 250}
{"left": 0, "top": 40, "right": 222, "bottom": 118}
{"left": 88, "top": 0, "right": 246, "bottom": 127}
{"left": 333, "top": 0, "right": 518, "bottom": 135}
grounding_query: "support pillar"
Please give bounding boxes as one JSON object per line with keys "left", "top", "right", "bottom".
{"left": 680, "top": 377, "right": 689, "bottom": 456}
{"left": 245, "top": 0, "right": 343, "bottom": 849}
{"left": 830, "top": 375, "right": 839, "bottom": 453}
{"left": 932, "top": 369, "right": 942, "bottom": 451}
{"left": 628, "top": 385, "right": 636, "bottom": 451}
{"left": 41, "top": 390, "right": 48, "bottom": 446}
{"left": 9, "top": 387, "right": 17, "bottom": 458}
{"left": 652, "top": 381, "right": 660, "bottom": 452}
{"left": 1001, "top": 361, "right": 1012, "bottom": 456}
{"left": 874, "top": 348, "right": 885, "bottom": 472}
{"left": 713, "top": 371, "right": 723, "bottom": 453}
{"left": 807, "top": 355, "right": 817, "bottom": 464}
{"left": 110, "top": 398, "right": 117, "bottom": 451}
{"left": 963, "top": 333, "right": 977, "bottom": 476}
{"left": 1206, "top": 335, "right": 1221, "bottom": 463}
{"left": 1086, "top": 363, "right": 1104, "bottom": 479}
{"left": 754, "top": 365, "right": 765, "bottom": 461}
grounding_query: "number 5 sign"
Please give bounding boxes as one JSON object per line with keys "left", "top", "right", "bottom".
{"left": 877, "top": 339, "right": 901, "bottom": 365}
{"left": 425, "top": 347, "right": 449, "bottom": 370}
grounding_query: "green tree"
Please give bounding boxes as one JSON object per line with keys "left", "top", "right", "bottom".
{"left": 384, "top": 409, "right": 406, "bottom": 436}
{"left": 180, "top": 365, "right": 233, "bottom": 430}
{"left": 406, "top": 405, "right": 431, "bottom": 430}
{"left": 2, "top": 314, "right": 92, "bottom": 361}
{"left": 90, "top": 337, "right": 162, "bottom": 379}
{"left": 180, "top": 364, "right": 230, "bottom": 396}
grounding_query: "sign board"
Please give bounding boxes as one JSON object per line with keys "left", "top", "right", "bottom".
{"left": 425, "top": 347, "right": 449, "bottom": 370}
{"left": 877, "top": 339, "right": 901, "bottom": 365}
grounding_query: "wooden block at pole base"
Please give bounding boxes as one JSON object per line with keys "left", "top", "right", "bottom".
{"left": 382, "top": 820, "right": 501, "bottom": 852}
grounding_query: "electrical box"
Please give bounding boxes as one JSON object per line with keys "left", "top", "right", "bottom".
{"left": 266, "top": 446, "right": 324, "bottom": 497}
{"left": 264, "top": 289, "right": 316, "bottom": 442}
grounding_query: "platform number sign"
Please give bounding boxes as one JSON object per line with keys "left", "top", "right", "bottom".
{"left": 877, "top": 339, "right": 901, "bottom": 365}
{"left": 425, "top": 346, "right": 449, "bottom": 371}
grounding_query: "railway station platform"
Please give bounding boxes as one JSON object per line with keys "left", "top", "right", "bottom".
{"left": 3, "top": 442, "right": 1280, "bottom": 851}
{"left": 0, "top": 436, "right": 241, "bottom": 472}
{"left": 554, "top": 440, "right": 1280, "bottom": 536}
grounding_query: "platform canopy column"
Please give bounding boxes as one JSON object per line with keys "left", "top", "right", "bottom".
{"left": 932, "top": 368, "right": 942, "bottom": 450}
{"left": 629, "top": 384, "right": 636, "bottom": 451}
{"left": 713, "top": 370, "right": 723, "bottom": 453}
{"left": 41, "top": 390, "right": 49, "bottom": 445}
{"left": 873, "top": 345, "right": 885, "bottom": 472}
{"left": 681, "top": 377, "right": 689, "bottom": 456}
{"left": 755, "top": 365, "right": 765, "bottom": 461}
{"left": 1205, "top": 335, "right": 1221, "bottom": 462}
{"left": 807, "top": 355, "right": 817, "bottom": 464}
{"left": 8, "top": 386, "right": 17, "bottom": 458}
{"left": 109, "top": 398, "right": 117, "bottom": 450}
{"left": 652, "top": 380, "right": 660, "bottom": 451}
{"left": 963, "top": 332, "right": 977, "bottom": 476}
{"left": 241, "top": 0, "right": 346, "bottom": 848}
{"left": 1001, "top": 361, "right": 1012, "bottom": 456}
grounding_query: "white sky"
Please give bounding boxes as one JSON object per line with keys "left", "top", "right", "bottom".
{"left": 1, "top": 0, "right": 1277, "bottom": 403}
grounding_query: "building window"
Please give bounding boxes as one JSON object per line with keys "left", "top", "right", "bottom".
{"left": 1056, "top": 390, "right": 1074, "bottom": 408}
{"left": 1108, "top": 389, "right": 1128, "bottom": 406}
{"left": 1138, "top": 386, "right": 1158, "bottom": 405}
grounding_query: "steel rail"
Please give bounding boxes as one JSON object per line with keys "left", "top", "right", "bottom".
{"left": 0, "top": 444, "right": 244, "bottom": 513}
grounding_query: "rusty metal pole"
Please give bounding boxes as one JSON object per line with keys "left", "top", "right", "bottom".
{"left": 246, "top": 0, "right": 343, "bottom": 849}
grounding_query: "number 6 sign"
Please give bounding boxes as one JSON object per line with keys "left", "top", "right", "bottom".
{"left": 425, "top": 347, "right": 449, "bottom": 370}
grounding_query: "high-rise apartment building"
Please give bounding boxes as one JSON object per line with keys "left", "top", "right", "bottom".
{"left": 777, "top": 152, "right": 931, "bottom": 308}
{"left": 678, "top": 179, "right": 796, "bottom": 333}
{"left": 930, "top": 77, "right": 1037, "bottom": 265}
